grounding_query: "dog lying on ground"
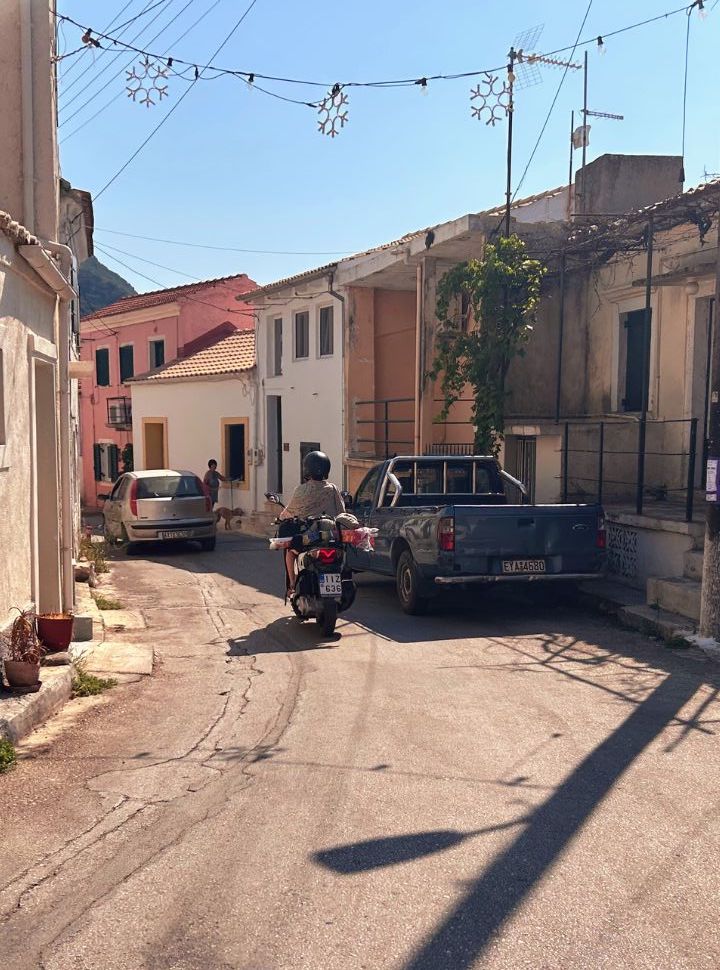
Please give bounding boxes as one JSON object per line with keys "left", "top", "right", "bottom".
{"left": 215, "top": 507, "right": 244, "bottom": 530}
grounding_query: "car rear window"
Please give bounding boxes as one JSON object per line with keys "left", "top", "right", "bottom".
{"left": 135, "top": 475, "right": 204, "bottom": 499}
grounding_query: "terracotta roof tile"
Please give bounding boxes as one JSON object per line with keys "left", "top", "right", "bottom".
{"left": 81, "top": 273, "right": 253, "bottom": 321}
{"left": 130, "top": 329, "right": 255, "bottom": 383}
{"left": 0, "top": 210, "right": 39, "bottom": 246}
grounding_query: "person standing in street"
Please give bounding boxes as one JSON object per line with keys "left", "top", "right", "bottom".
{"left": 203, "top": 459, "right": 227, "bottom": 507}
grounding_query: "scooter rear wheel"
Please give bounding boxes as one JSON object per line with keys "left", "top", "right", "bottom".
{"left": 317, "top": 600, "right": 337, "bottom": 636}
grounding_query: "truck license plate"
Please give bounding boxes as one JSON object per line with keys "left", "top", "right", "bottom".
{"left": 502, "top": 559, "right": 546, "bottom": 574}
{"left": 160, "top": 530, "right": 192, "bottom": 540}
{"left": 319, "top": 573, "right": 342, "bottom": 597}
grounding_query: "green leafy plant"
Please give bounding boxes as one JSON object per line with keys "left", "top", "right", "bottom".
{"left": 0, "top": 739, "right": 17, "bottom": 773}
{"left": 430, "top": 234, "right": 546, "bottom": 455}
{"left": 92, "top": 593, "right": 122, "bottom": 610}
{"left": 79, "top": 534, "right": 108, "bottom": 574}
{"left": 121, "top": 443, "right": 134, "bottom": 473}
{"left": 72, "top": 661, "right": 117, "bottom": 697}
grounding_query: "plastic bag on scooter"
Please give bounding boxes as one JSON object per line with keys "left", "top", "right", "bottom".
{"left": 340, "top": 527, "right": 378, "bottom": 552}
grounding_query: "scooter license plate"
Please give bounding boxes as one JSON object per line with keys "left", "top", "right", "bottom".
{"left": 319, "top": 573, "right": 342, "bottom": 597}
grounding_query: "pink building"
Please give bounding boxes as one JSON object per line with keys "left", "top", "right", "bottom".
{"left": 79, "top": 274, "right": 256, "bottom": 508}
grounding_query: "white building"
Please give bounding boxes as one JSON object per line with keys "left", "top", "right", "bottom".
{"left": 129, "top": 330, "right": 258, "bottom": 512}
{"left": 242, "top": 266, "right": 345, "bottom": 503}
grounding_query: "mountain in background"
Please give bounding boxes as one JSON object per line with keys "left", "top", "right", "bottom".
{"left": 78, "top": 255, "right": 136, "bottom": 317}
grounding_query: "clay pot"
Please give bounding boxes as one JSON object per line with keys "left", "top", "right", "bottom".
{"left": 4, "top": 660, "right": 41, "bottom": 689}
{"left": 37, "top": 613, "right": 74, "bottom": 651}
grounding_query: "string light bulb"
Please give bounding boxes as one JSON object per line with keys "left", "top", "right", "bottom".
{"left": 247, "top": 72, "right": 255, "bottom": 94}
{"left": 416, "top": 77, "right": 429, "bottom": 96}
{"left": 696, "top": 0, "right": 708, "bottom": 18}
{"left": 596, "top": 35, "right": 606, "bottom": 55}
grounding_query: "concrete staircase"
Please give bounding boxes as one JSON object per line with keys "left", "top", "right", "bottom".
{"left": 646, "top": 540, "right": 704, "bottom": 626}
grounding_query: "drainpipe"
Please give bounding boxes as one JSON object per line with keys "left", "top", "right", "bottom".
{"left": 19, "top": 240, "right": 77, "bottom": 613}
{"left": 328, "top": 272, "right": 347, "bottom": 490}
{"left": 252, "top": 312, "right": 260, "bottom": 513}
{"left": 20, "top": 0, "right": 35, "bottom": 232}
{"left": 414, "top": 264, "right": 423, "bottom": 453}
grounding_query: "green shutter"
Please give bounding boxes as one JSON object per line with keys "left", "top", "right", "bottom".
{"left": 95, "top": 349, "right": 110, "bottom": 387}
{"left": 108, "top": 444, "right": 119, "bottom": 481}
{"left": 93, "top": 443, "right": 102, "bottom": 481}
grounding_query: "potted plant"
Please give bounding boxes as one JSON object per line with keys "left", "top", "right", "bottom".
{"left": 2, "top": 609, "right": 44, "bottom": 690}
{"left": 36, "top": 610, "right": 74, "bottom": 651}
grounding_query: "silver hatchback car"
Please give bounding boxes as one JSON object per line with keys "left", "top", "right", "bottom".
{"left": 100, "top": 469, "right": 217, "bottom": 553}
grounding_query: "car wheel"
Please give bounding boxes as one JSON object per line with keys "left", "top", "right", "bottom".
{"left": 200, "top": 538, "right": 216, "bottom": 552}
{"left": 396, "top": 551, "right": 429, "bottom": 615}
{"left": 121, "top": 526, "right": 138, "bottom": 556}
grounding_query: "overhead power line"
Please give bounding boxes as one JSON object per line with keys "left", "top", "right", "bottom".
{"left": 61, "top": 0, "right": 230, "bottom": 142}
{"left": 93, "top": 243, "right": 252, "bottom": 317}
{"left": 93, "top": 0, "right": 261, "bottom": 200}
{"left": 55, "top": 3, "right": 695, "bottom": 98}
{"left": 94, "top": 226, "right": 353, "bottom": 255}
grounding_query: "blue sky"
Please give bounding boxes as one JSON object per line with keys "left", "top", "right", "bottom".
{"left": 57, "top": 0, "right": 720, "bottom": 293}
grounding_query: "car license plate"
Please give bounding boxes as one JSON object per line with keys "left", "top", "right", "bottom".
{"left": 319, "top": 573, "right": 342, "bottom": 597}
{"left": 502, "top": 559, "right": 546, "bottom": 574}
{"left": 159, "top": 530, "right": 192, "bottom": 540}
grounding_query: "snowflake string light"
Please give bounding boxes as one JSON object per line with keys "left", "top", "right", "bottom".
{"left": 470, "top": 74, "right": 512, "bottom": 126}
{"left": 317, "top": 84, "right": 349, "bottom": 138}
{"left": 126, "top": 55, "right": 170, "bottom": 108}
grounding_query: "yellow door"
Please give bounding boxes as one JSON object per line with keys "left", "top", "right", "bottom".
{"left": 143, "top": 420, "right": 166, "bottom": 469}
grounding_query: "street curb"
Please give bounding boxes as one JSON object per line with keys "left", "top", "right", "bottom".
{"left": 578, "top": 583, "right": 719, "bottom": 662}
{"left": 0, "top": 667, "right": 73, "bottom": 743}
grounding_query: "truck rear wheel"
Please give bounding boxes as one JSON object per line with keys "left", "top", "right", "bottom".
{"left": 396, "top": 551, "right": 429, "bottom": 615}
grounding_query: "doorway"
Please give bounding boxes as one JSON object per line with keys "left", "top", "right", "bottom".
{"left": 143, "top": 418, "right": 167, "bottom": 469}
{"left": 33, "top": 360, "right": 61, "bottom": 612}
{"left": 300, "top": 441, "right": 321, "bottom": 482}
{"left": 267, "top": 396, "right": 283, "bottom": 494}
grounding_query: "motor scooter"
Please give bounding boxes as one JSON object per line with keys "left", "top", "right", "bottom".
{"left": 265, "top": 493, "right": 357, "bottom": 636}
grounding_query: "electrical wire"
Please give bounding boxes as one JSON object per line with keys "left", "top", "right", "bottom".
{"left": 54, "top": 3, "right": 694, "bottom": 95}
{"left": 96, "top": 241, "right": 202, "bottom": 280}
{"left": 61, "top": 0, "right": 230, "bottom": 142}
{"left": 93, "top": 0, "right": 261, "bottom": 200}
{"left": 681, "top": 6, "right": 693, "bottom": 173}
{"left": 513, "top": 1, "right": 593, "bottom": 205}
{"left": 60, "top": 0, "right": 172, "bottom": 102}
{"left": 94, "top": 226, "right": 353, "bottom": 255}
{"left": 60, "top": 0, "right": 182, "bottom": 118}
{"left": 93, "top": 243, "right": 251, "bottom": 317}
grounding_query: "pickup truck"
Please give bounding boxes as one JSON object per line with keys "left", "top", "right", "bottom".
{"left": 344, "top": 455, "right": 605, "bottom": 614}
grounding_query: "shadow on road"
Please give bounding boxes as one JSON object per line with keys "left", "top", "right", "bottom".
{"left": 227, "top": 615, "right": 339, "bottom": 656}
{"left": 309, "top": 668, "right": 706, "bottom": 969}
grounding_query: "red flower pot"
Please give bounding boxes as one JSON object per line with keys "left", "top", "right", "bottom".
{"left": 36, "top": 613, "right": 74, "bottom": 651}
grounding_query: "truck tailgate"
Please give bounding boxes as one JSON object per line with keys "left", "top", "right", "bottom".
{"left": 452, "top": 504, "right": 603, "bottom": 576}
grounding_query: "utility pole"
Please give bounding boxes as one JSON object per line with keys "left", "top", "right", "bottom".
{"left": 580, "top": 51, "right": 588, "bottom": 215}
{"left": 503, "top": 47, "right": 517, "bottom": 239}
{"left": 699, "top": 222, "right": 720, "bottom": 639}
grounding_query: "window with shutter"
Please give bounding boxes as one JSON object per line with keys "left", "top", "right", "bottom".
{"left": 319, "top": 306, "right": 334, "bottom": 356}
{"left": 294, "top": 312, "right": 309, "bottom": 359}
{"left": 108, "top": 444, "right": 120, "bottom": 482}
{"left": 95, "top": 348, "right": 110, "bottom": 386}
{"left": 93, "top": 443, "right": 103, "bottom": 481}
{"left": 119, "top": 345, "right": 134, "bottom": 383}
{"left": 149, "top": 339, "right": 165, "bottom": 368}
{"left": 622, "top": 309, "right": 650, "bottom": 412}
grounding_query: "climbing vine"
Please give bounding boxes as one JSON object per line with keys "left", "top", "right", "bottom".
{"left": 430, "top": 234, "right": 546, "bottom": 455}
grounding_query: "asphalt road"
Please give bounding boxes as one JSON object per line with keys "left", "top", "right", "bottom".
{"left": 1, "top": 533, "right": 719, "bottom": 970}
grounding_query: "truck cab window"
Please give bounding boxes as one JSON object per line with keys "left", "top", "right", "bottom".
{"left": 354, "top": 466, "right": 381, "bottom": 513}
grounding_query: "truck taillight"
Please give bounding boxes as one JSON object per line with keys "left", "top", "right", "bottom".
{"left": 438, "top": 516, "right": 455, "bottom": 553}
{"left": 129, "top": 479, "right": 138, "bottom": 516}
{"left": 597, "top": 514, "right": 606, "bottom": 549}
{"left": 197, "top": 477, "right": 212, "bottom": 512}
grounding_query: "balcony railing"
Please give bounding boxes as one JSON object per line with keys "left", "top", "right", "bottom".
{"left": 353, "top": 397, "right": 415, "bottom": 459}
{"left": 107, "top": 396, "right": 132, "bottom": 430}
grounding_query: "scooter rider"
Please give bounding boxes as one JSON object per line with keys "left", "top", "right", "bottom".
{"left": 279, "top": 451, "right": 345, "bottom": 594}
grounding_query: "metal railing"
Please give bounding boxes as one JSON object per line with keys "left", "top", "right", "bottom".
{"left": 425, "top": 443, "right": 476, "bottom": 456}
{"left": 354, "top": 397, "right": 414, "bottom": 459}
{"left": 561, "top": 416, "right": 699, "bottom": 521}
{"left": 106, "top": 396, "right": 132, "bottom": 430}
